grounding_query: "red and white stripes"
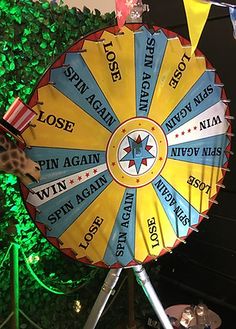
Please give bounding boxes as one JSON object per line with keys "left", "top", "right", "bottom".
{"left": 3, "top": 97, "right": 36, "bottom": 133}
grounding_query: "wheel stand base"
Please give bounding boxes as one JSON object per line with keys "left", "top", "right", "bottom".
{"left": 83, "top": 265, "right": 173, "bottom": 329}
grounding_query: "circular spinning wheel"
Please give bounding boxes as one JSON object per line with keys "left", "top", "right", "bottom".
{"left": 20, "top": 24, "right": 231, "bottom": 268}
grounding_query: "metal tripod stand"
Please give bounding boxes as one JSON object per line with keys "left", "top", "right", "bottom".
{"left": 83, "top": 265, "right": 173, "bottom": 329}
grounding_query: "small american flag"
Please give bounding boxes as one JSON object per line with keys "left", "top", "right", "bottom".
{"left": 205, "top": 1, "right": 236, "bottom": 39}
{"left": 116, "top": 0, "right": 138, "bottom": 28}
{"left": 2, "top": 97, "right": 36, "bottom": 135}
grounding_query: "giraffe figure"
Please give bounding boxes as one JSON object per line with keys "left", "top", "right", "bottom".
{"left": 0, "top": 132, "right": 40, "bottom": 186}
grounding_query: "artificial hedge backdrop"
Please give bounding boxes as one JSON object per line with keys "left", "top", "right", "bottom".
{"left": 0, "top": 1, "right": 118, "bottom": 328}
{"left": 0, "top": 2, "right": 161, "bottom": 328}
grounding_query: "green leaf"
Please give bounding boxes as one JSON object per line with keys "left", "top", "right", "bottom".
{"left": 36, "top": 66, "right": 45, "bottom": 74}
{"left": 0, "top": 66, "right": 5, "bottom": 76}
{"left": 42, "top": 2, "right": 50, "bottom": 10}
{"left": 42, "top": 31, "right": 51, "bottom": 41}
{"left": 14, "top": 15, "right": 22, "bottom": 24}
{"left": 0, "top": 53, "right": 6, "bottom": 62}
{"left": 23, "top": 28, "right": 31, "bottom": 36}
{"left": 31, "top": 59, "right": 39, "bottom": 66}
{"left": 9, "top": 61, "right": 15, "bottom": 70}
{"left": 40, "top": 41, "right": 47, "bottom": 49}
{"left": 21, "top": 36, "right": 28, "bottom": 44}
{"left": 50, "top": 22, "right": 58, "bottom": 33}
{"left": 22, "top": 86, "right": 32, "bottom": 95}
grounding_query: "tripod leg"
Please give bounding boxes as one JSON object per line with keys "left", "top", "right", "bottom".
{"left": 83, "top": 268, "right": 122, "bottom": 329}
{"left": 133, "top": 265, "right": 173, "bottom": 329}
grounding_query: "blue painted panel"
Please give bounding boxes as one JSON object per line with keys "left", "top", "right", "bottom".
{"left": 168, "top": 134, "right": 229, "bottom": 166}
{"left": 135, "top": 27, "right": 167, "bottom": 117}
{"left": 25, "top": 146, "right": 106, "bottom": 187}
{"left": 162, "top": 71, "right": 221, "bottom": 134}
{"left": 35, "top": 171, "right": 113, "bottom": 238}
{"left": 152, "top": 176, "right": 199, "bottom": 237}
{"left": 50, "top": 54, "right": 120, "bottom": 132}
{"left": 103, "top": 188, "right": 136, "bottom": 266}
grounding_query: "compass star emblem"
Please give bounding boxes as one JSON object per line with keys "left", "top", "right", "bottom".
{"left": 120, "top": 134, "right": 155, "bottom": 174}
{"left": 107, "top": 118, "right": 167, "bottom": 187}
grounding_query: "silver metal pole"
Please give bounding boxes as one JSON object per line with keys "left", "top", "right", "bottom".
{"left": 133, "top": 265, "right": 173, "bottom": 329}
{"left": 10, "top": 242, "right": 20, "bottom": 329}
{"left": 83, "top": 268, "right": 122, "bottom": 329}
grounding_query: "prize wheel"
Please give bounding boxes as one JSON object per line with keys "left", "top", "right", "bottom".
{"left": 20, "top": 24, "right": 231, "bottom": 268}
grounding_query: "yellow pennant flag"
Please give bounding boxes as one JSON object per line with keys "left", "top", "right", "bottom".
{"left": 183, "top": 0, "right": 211, "bottom": 55}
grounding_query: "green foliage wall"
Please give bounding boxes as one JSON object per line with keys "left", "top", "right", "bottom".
{"left": 0, "top": 1, "right": 115, "bottom": 328}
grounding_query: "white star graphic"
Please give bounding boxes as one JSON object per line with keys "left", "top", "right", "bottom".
{"left": 125, "top": 0, "right": 134, "bottom": 8}
{"left": 116, "top": 10, "right": 123, "bottom": 19}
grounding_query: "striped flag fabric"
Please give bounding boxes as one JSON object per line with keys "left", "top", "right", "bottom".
{"left": 204, "top": 1, "right": 236, "bottom": 39}
{"left": 116, "top": 0, "right": 138, "bottom": 28}
{"left": 2, "top": 97, "right": 36, "bottom": 135}
{"left": 207, "top": 0, "right": 233, "bottom": 7}
{"left": 229, "top": 6, "right": 236, "bottom": 39}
